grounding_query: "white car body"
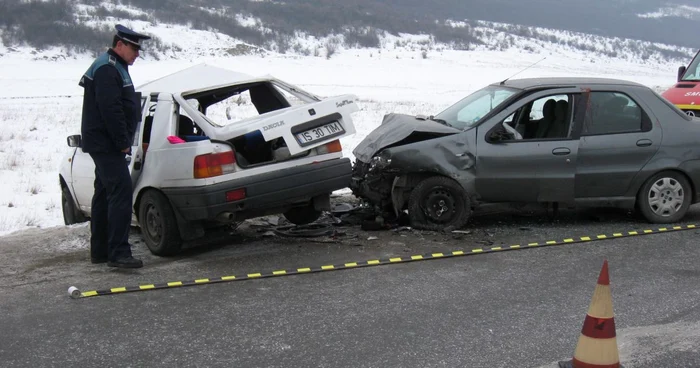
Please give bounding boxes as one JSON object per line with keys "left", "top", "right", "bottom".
{"left": 59, "top": 64, "right": 359, "bottom": 255}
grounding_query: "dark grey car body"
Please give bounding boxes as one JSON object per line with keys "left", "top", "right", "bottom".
{"left": 351, "top": 77, "right": 700, "bottom": 229}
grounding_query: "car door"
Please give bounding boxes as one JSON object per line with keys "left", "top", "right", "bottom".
{"left": 70, "top": 146, "right": 96, "bottom": 212}
{"left": 574, "top": 89, "right": 662, "bottom": 199}
{"left": 72, "top": 94, "right": 150, "bottom": 214}
{"left": 126, "top": 93, "right": 149, "bottom": 189}
{"left": 475, "top": 88, "right": 584, "bottom": 204}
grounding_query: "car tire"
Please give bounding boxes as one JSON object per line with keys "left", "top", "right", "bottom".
{"left": 283, "top": 204, "right": 322, "bottom": 225}
{"left": 62, "top": 185, "right": 87, "bottom": 225}
{"left": 636, "top": 171, "right": 692, "bottom": 224}
{"left": 408, "top": 176, "right": 471, "bottom": 231}
{"left": 138, "top": 189, "right": 182, "bottom": 256}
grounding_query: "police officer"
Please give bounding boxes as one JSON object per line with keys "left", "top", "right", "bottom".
{"left": 79, "top": 24, "right": 151, "bottom": 268}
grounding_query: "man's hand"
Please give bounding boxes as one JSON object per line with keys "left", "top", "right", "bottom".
{"left": 121, "top": 147, "right": 131, "bottom": 154}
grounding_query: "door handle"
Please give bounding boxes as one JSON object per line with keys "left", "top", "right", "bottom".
{"left": 636, "top": 139, "right": 652, "bottom": 147}
{"left": 552, "top": 147, "right": 571, "bottom": 155}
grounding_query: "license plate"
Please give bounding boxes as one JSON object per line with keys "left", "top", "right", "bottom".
{"left": 295, "top": 121, "right": 345, "bottom": 146}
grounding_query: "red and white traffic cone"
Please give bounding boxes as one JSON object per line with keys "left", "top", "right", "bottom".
{"left": 559, "top": 260, "right": 623, "bottom": 368}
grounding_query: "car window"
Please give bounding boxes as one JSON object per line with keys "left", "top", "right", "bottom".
{"left": 529, "top": 94, "right": 568, "bottom": 120}
{"left": 494, "top": 94, "right": 574, "bottom": 141}
{"left": 582, "top": 92, "right": 647, "bottom": 135}
{"left": 503, "top": 112, "right": 514, "bottom": 124}
{"left": 132, "top": 97, "right": 151, "bottom": 146}
{"left": 176, "top": 103, "right": 205, "bottom": 137}
{"left": 273, "top": 85, "right": 307, "bottom": 106}
{"left": 182, "top": 82, "right": 295, "bottom": 128}
{"left": 680, "top": 51, "right": 700, "bottom": 81}
{"left": 204, "top": 90, "right": 261, "bottom": 125}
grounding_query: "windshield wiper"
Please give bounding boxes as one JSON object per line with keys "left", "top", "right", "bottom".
{"left": 428, "top": 116, "right": 451, "bottom": 127}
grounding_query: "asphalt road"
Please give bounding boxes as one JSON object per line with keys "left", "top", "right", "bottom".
{"left": 1, "top": 204, "right": 699, "bottom": 367}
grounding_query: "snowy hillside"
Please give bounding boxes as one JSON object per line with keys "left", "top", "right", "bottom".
{"left": 0, "top": 4, "right": 693, "bottom": 236}
{"left": 638, "top": 4, "right": 700, "bottom": 20}
{"left": 1, "top": 1, "right": 697, "bottom": 64}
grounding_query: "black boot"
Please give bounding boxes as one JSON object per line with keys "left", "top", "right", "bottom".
{"left": 108, "top": 256, "right": 143, "bottom": 269}
{"left": 91, "top": 257, "right": 108, "bottom": 264}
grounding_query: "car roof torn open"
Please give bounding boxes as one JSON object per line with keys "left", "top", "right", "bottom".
{"left": 135, "top": 63, "right": 322, "bottom": 103}
{"left": 136, "top": 63, "right": 261, "bottom": 94}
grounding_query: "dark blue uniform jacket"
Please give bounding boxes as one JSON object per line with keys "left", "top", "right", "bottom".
{"left": 79, "top": 49, "right": 141, "bottom": 153}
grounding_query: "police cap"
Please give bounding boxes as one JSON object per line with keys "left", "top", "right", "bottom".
{"left": 115, "top": 24, "right": 151, "bottom": 50}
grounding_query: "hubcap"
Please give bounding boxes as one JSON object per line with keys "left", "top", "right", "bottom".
{"left": 423, "top": 187, "right": 456, "bottom": 223}
{"left": 145, "top": 203, "right": 163, "bottom": 243}
{"left": 648, "top": 177, "right": 684, "bottom": 217}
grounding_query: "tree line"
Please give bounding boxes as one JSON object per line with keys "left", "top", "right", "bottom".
{"left": 0, "top": 0, "right": 693, "bottom": 62}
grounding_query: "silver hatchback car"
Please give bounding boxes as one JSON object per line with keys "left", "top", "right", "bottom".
{"left": 351, "top": 77, "right": 700, "bottom": 230}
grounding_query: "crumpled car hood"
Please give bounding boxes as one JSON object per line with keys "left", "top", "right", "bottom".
{"left": 352, "top": 113, "right": 461, "bottom": 163}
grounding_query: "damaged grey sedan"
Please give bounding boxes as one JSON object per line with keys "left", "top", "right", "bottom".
{"left": 351, "top": 77, "right": 700, "bottom": 230}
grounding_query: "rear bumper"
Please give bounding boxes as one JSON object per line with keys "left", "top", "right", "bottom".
{"left": 162, "top": 158, "right": 352, "bottom": 221}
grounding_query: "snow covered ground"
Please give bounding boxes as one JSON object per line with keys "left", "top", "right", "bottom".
{"left": 0, "top": 45, "right": 681, "bottom": 236}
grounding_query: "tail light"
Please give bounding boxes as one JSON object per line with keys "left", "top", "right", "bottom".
{"left": 316, "top": 140, "right": 342, "bottom": 154}
{"left": 194, "top": 150, "right": 236, "bottom": 179}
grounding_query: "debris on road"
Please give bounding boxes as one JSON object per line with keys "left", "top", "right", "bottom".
{"left": 273, "top": 223, "right": 336, "bottom": 238}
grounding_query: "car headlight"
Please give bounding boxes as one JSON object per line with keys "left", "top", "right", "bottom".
{"left": 369, "top": 152, "right": 392, "bottom": 171}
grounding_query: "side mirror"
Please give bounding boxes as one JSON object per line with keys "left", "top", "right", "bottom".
{"left": 67, "top": 134, "right": 81, "bottom": 148}
{"left": 678, "top": 66, "right": 687, "bottom": 82}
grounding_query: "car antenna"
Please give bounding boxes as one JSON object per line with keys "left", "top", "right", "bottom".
{"left": 499, "top": 56, "right": 546, "bottom": 85}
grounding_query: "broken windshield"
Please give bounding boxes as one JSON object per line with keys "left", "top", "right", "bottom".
{"left": 433, "top": 85, "right": 519, "bottom": 130}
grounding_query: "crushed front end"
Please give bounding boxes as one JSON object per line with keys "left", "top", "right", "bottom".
{"left": 349, "top": 113, "right": 465, "bottom": 215}
{"left": 350, "top": 151, "right": 398, "bottom": 212}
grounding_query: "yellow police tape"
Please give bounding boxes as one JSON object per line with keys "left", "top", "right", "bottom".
{"left": 68, "top": 223, "right": 697, "bottom": 299}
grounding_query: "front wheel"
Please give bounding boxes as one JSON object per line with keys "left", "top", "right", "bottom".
{"left": 407, "top": 176, "right": 471, "bottom": 231}
{"left": 637, "top": 171, "right": 692, "bottom": 224}
{"left": 138, "top": 190, "right": 182, "bottom": 256}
